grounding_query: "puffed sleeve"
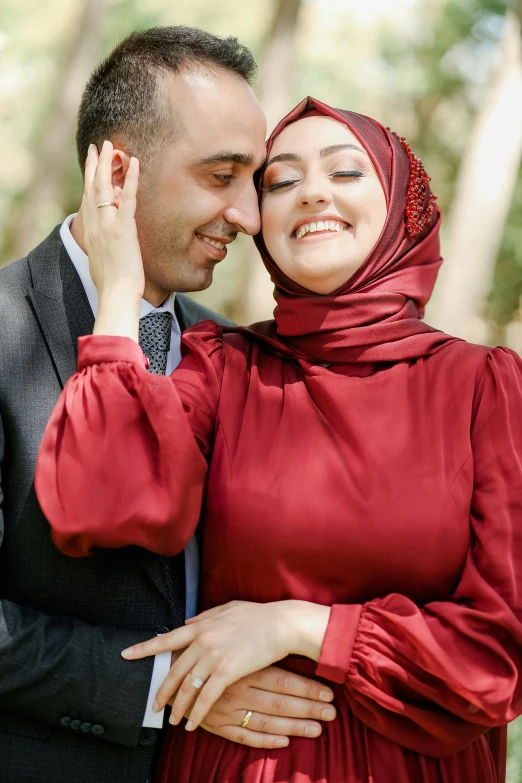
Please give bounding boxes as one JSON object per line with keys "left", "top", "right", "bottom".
{"left": 35, "top": 321, "right": 224, "bottom": 558}
{"left": 316, "top": 347, "right": 522, "bottom": 759}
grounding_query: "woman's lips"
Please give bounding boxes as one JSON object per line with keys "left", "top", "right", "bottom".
{"left": 291, "top": 224, "right": 352, "bottom": 244}
{"left": 292, "top": 231, "right": 347, "bottom": 243}
{"left": 291, "top": 219, "right": 351, "bottom": 241}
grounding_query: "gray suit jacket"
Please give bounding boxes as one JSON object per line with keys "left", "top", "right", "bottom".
{"left": 0, "top": 226, "right": 231, "bottom": 783}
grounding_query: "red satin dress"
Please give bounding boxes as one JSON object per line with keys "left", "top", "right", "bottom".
{"left": 36, "top": 323, "right": 522, "bottom": 783}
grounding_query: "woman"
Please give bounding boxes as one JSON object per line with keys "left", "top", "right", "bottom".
{"left": 36, "top": 97, "right": 522, "bottom": 783}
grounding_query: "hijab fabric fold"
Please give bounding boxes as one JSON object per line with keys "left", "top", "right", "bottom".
{"left": 226, "top": 97, "right": 459, "bottom": 365}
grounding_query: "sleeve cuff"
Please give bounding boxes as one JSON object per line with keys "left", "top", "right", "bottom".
{"left": 142, "top": 651, "right": 171, "bottom": 728}
{"left": 315, "top": 604, "right": 362, "bottom": 684}
{"left": 77, "top": 335, "right": 147, "bottom": 371}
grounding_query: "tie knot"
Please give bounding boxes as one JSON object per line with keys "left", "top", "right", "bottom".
{"left": 139, "top": 312, "right": 173, "bottom": 375}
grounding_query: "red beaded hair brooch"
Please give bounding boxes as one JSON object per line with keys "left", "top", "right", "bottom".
{"left": 387, "top": 129, "right": 437, "bottom": 239}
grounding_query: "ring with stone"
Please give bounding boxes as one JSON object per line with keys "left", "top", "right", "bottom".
{"left": 190, "top": 672, "right": 205, "bottom": 689}
{"left": 240, "top": 710, "right": 253, "bottom": 728}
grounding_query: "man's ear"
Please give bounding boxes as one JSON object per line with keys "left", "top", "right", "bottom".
{"left": 111, "top": 149, "right": 132, "bottom": 204}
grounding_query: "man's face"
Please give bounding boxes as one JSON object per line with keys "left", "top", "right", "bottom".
{"left": 135, "top": 67, "right": 267, "bottom": 296}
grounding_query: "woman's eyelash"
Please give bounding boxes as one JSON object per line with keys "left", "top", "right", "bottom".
{"left": 260, "top": 179, "right": 299, "bottom": 193}
{"left": 331, "top": 170, "right": 364, "bottom": 179}
{"left": 261, "top": 171, "right": 364, "bottom": 193}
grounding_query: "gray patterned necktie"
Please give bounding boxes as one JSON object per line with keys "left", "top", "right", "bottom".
{"left": 139, "top": 310, "right": 185, "bottom": 628}
{"left": 138, "top": 312, "right": 173, "bottom": 375}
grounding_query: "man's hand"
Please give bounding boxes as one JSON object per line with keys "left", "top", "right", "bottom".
{"left": 174, "top": 665, "right": 337, "bottom": 749}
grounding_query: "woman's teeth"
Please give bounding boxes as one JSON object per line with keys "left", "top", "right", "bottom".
{"left": 295, "top": 221, "right": 347, "bottom": 240}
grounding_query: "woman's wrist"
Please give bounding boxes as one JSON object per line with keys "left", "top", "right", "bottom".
{"left": 94, "top": 290, "right": 141, "bottom": 342}
{"left": 277, "top": 600, "right": 331, "bottom": 662}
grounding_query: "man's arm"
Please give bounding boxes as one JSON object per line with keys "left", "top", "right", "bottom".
{"left": 0, "top": 599, "right": 159, "bottom": 747}
{"left": 1, "top": 402, "right": 335, "bottom": 752}
{"left": 0, "top": 411, "right": 154, "bottom": 748}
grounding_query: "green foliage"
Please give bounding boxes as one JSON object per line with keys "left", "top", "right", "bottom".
{"left": 488, "top": 168, "right": 522, "bottom": 324}
{"left": 380, "top": 0, "right": 508, "bottom": 210}
{"left": 508, "top": 717, "right": 522, "bottom": 782}
{"left": 381, "top": 0, "right": 522, "bottom": 328}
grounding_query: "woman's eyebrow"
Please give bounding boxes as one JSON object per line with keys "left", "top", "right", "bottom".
{"left": 264, "top": 153, "right": 302, "bottom": 169}
{"left": 265, "top": 143, "right": 366, "bottom": 170}
{"left": 320, "top": 143, "right": 366, "bottom": 157}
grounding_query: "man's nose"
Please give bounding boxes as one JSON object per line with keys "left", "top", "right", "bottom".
{"left": 223, "top": 181, "right": 261, "bottom": 236}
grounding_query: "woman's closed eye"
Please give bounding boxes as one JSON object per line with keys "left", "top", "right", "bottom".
{"left": 331, "top": 170, "right": 364, "bottom": 180}
{"left": 261, "top": 178, "right": 300, "bottom": 193}
{"left": 261, "top": 170, "right": 364, "bottom": 194}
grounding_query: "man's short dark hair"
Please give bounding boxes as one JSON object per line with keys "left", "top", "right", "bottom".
{"left": 76, "top": 26, "right": 258, "bottom": 174}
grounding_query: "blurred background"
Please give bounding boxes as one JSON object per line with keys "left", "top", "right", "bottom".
{"left": 2, "top": 0, "right": 522, "bottom": 774}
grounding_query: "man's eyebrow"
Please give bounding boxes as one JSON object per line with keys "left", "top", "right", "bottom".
{"left": 198, "top": 151, "right": 255, "bottom": 167}
{"left": 265, "top": 143, "right": 366, "bottom": 170}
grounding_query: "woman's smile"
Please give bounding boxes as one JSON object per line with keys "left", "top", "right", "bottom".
{"left": 261, "top": 116, "right": 387, "bottom": 294}
{"left": 291, "top": 217, "right": 351, "bottom": 241}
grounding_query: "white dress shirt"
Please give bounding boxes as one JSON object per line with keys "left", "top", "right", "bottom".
{"left": 60, "top": 214, "right": 200, "bottom": 728}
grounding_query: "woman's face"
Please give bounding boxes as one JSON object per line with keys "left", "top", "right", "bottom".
{"left": 261, "top": 116, "right": 387, "bottom": 294}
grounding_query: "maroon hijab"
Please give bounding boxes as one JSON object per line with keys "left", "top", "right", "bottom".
{"left": 227, "top": 97, "right": 459, "bottom": 365}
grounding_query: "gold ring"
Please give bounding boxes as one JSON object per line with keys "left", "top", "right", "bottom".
{"left": 96, "top": 201, "right": 117, "bottom": 209}
{"left": 240, "top": 710, "right": 253, "bottom": 728}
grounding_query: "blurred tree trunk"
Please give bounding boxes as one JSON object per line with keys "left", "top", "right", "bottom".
{"left": 241, "top": 0, "right": 304, "bottom": 324}
{"left": 428, "top": 10, "right": 522, "bottom": 343}
{"left": 257, "top": 0, "right": 303, "bottom": 135}
{"left": 6, "top": 0, "right": 103, "bottom": 261}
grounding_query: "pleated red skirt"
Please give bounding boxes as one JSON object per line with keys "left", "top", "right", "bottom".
{"left": 155, "top": 692, "right": 497, "bottom": 783}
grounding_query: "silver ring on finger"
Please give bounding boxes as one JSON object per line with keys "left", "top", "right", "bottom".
{"left": 189, "top": 672, "right": 205, "bottom": 689}
{"left": 240, "top": 710, "right": 253, "bottom": 728}
{"left": 96, "top": 201, "right": 118, "bottom": 209}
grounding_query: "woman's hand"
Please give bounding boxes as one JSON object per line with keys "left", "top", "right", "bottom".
{"left": 122, "top": 600, "right": 331, "bottom": 731}
{"left": 82, "top": 140, "right": 144, "bottom": 341}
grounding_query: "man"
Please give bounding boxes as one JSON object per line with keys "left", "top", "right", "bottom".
{"left": 0, "top": 26, "right": 335, "bottom": 783}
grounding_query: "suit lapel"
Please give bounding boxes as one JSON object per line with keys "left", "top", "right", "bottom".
{"left": 27, "top": 228, "right": 172, "bottom": 609}
{"left": 27, "top": 227, "right": 94, "bottom": 389}
{"left": 174, "top": 293, "right": 192, "bottom": 332}
{"left": 141, "top": 552, "right": 171, "bottom": 617}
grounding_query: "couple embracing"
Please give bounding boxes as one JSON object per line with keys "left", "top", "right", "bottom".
{"left": 2, "top": 24, "right": 522, "bottom": 783}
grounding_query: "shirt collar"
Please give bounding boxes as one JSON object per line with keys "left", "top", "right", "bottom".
{"left": 60, "top": 213, "right": 176, "bottom": 319}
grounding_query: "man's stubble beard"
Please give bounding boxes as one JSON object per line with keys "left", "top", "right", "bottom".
{"left": 136, "top": 193, "right": 213, "bottom": 295}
